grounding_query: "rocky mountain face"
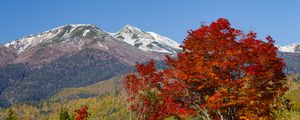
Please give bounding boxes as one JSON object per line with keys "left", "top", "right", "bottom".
{"left": 278, "top": 52, "right": 300, "bottom": 74}
{"left": 0, "top": 46, "right": 16, "bottom": 67}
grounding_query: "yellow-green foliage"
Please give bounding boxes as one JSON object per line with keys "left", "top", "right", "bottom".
{"left": 273, "top": 74, "right": 300, "bottom": 119}
{"left": 0, "top": 75, "right": 132, "bottom": 120}
{"left": 287, "top": 74, "right": 300, "bottom": 91}
{"left": 274, "top": 110, "right": 300, "bottom": 120}
{"left": 0, "top": 92, "right": 132, "bottom": 120}
{"left": 0, "top": 104, "right": 41, "bottom": 120}
{"left": 285, "top": 74, "right": 300, "bottom": 111}
{"left": 4, "top": 109, "right": 17, "bottom": 120}
{"left": 50, "top": 75, "right": 124, "bottom": 102}
{"left": 285, "top": 90, "right": 300, "bottom": 110}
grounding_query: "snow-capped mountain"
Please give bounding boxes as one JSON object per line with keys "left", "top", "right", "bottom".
{"left": 112, "top": 25, "right": 181, "bottom": 54}
{"left": 4, "top": 24, "right": 181, "bottom": 55}
{"left": 0, "top": 24, "right": 180, "bottom": 107}
{"left": 277, "top": 43, "right": 300, "bottom": 53}
{"left": 2, "top": 24, "right": 181, "bottom": 65}
{"left": 4, "top": 24, "right": 108, "bottom": 53}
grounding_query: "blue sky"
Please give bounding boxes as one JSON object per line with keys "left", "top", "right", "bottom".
{"left": 0, "top": 0, "right": 299, "bottom": 46}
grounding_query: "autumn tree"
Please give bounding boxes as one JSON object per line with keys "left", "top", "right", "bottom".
{"left": 125, "top": 60, "right": 195, "bottom": 119}
{"left": 124, "top": 18, "right": 288, "bottom": 119}
{"left": 75, "top": 106, "right": 90, "bottom": 120}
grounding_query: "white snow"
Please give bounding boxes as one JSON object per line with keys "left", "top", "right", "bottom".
{"left": 70, "top": 24, "right": 94, "bottom": 28}
{"left": 147, "top": 32, "right": 181, "bottom": 49}
{"left": 112, "top": 25, "right": 181, "bottom": 54}
{"left": 4, "top": 24, "right": 181, "bottom": 54}
{"left": 97, "top": 41, "right": 108, "bottom": 49}
{"left": 83, "top": 30, "right": 90, "bottom": 37}
{"left": 4, "top": 24, "right": 97, "bottom": 53}
{"left": 277, "top": 43, "right": 300, "bottom": 53}
{"left": 4, "top": 28, "right": 60, "bottom": 53}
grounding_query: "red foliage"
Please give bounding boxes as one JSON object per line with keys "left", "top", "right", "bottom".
{"left": 75, "top": 106, "right": 89, "bottom": 120}
{"left": 124, "top": 18, "right": 288, "bottom": 119}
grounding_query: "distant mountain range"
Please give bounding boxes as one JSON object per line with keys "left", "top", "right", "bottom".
{"left": 0, "top": 24, "right": 299, "bottom": 108}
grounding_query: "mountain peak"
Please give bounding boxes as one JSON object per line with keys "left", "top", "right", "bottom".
{"left": 46, "top": 24, "right": 99, "bottom": 33}
{"left": 69, "top": 24, "right": 95, "bottom": 27}
{"left": 119, "top": 24, "right": 143, "bottom": 34}
{"left": 4, "top": 24, "right": 181, "bottom": 54}
{"left": 113, "top": 25, "right": 180, "bottom": 54}
{"left": 4, "top": 24, "right": 106, "bottom": 53}
{"left": 278, "top": 43, "right": 300, "bottom": 53}
{"left": 124, "top": 24, "right": 140, "bottom": 30}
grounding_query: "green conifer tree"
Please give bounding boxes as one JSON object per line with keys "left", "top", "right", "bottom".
{"left": 59, "top": 108, "right": 71, "bottom": 120}
{"left": 5, "top": 109, "right": 17, "bottom": 120}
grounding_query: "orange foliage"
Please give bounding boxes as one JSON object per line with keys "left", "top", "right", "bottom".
{"left": 75, "top": 106, "right": 89, "bottom": 120}
{"left": 125, "top": 18, "right": 288, "bottom": 119}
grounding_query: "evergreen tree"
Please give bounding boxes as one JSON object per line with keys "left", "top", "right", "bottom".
{"left": 59, "top": 108, "right": 71, "bottom": 120}
{"left": 5, "top": 109, "right": 17, "bottom": 120}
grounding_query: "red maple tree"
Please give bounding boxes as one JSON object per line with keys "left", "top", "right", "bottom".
{"left": 124, "top": 18, "right": 288, "bottom": 119}
{"left": 75, "top": 106, "right": 90, "bottom": 120}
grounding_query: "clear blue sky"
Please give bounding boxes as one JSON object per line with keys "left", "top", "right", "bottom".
{"left": 0, "top": 0, "right": 299, "bottom": 46}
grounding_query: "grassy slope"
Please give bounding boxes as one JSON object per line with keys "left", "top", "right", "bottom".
{"left": 0, "top": 93, "right": 131, "bottom": 120}
{"left": 49, "top": 74, "right": 125, "bottom": 103}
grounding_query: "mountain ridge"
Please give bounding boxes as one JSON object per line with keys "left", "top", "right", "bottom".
{"left": 0, "top": 24, "right": 176, "bottom": 107}
{"left": 3, "top": 24, "right": 299, "bottom": 54}
{"left": 4, "top": 24, "right": 181, "bottom": 54}
{"left": 277, "top": 43, "right": 300, "bottom": 53}
{"left": 112, "top": 24, "right": 181, "bottom": 54}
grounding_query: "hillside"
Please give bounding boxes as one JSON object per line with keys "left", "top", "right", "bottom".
{"left": 0, "top": 74, "right": 299, "bottom": 120}
{"left": 278, "top": 52, "right": 300, "bottom": 74}
{"left": 49, "top": 75, "right": 124, "bottom": 103}
{"left": 0, "top": 74, "right": 130, "bottom": 120}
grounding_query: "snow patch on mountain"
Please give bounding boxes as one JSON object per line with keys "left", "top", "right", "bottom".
{"left": 277, "top": 43, "right": 300, "bottom": 53}
{"left": 4, "top": 24, "right": 102, "bottom": 53}
{"left": 147, "top": 32, "right": 180, "bottom": 49}
{"left": 4, "top": 24, "right": 181, "bottom": 54}
{"left": 112, "top": 25, "right": 181, "bottom": 54}
{"left": 82, "top": 29, "right": 90, "bottom": 37}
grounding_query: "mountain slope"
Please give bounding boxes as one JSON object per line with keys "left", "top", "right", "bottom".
{"left": 0, "top": 48, "right": 132, "bottom": 106}
{"left": 277, "top": 43, "right": 300, "bottom": 53}
{"left": 4, "top": 24, "right": 105, "bottom": 53}
{"left": 3, "top": 24, "right": 168, "bottom": 66}
{"left": 49, "top": 74, "right": 124, "bottom": 102}
{"left": 0, "top": 24, "right": 178, "bottom": 108}
{"left": 278, "top": 51, "right": 300, "bottom": 74}
{"left": 0, "top": 46, "right": 16, "bottom": 67}
{"left": 112, "top": 25, "right": 181, "bottom": 54}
